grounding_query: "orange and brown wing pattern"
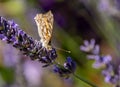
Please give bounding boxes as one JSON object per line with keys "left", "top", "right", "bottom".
{"left": 34, "top": 11, "right": 53, "bottom": 49}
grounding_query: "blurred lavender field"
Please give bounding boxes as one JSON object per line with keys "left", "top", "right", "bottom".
{"left": 0, "top": 0, "right": 120, "bottom": 87}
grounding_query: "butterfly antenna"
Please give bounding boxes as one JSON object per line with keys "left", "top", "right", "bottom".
{"left": 53, "top": 47, "right": 71, "bottom": 53}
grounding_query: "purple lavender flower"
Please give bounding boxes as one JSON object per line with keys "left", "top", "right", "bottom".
{"left": 0, "top": 16, "right": 77, "bottom": 81}
{"left": 80, "top": 39, "right": 120, "bottom": 86}
{"left": 53, "top": 57, "right": 76, "bottom": 78}
{"left": 39, "top": 48, "right": 57, "bottom": 67}
{"left": 80, "top": 39, "right": 100, "bottom": 55}
{"left": 64, "top": 57, "right": 76, "bottom": 73}
{"left": 0, "top": 16, "right": 77, "bottom": 80}
{"left": 87, "top": 55, "right": 112, "bottom": 68}
{"left": 3, "top": 44, "right": 20, "bottom": 67}
{"left": 0, "top": 16, "right": 57, "bottom": 67}
{"left": 98, "top": 0, "right": 110, "bottom": 12}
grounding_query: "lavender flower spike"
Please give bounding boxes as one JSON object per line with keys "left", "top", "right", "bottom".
{"left": 80, "top": 39, "right": 120, "bottom": 87}
{"left": 53, "top": 57, "right": 76, "bottom": 78}
{"left": 0, "top": 16, "right": 97, "bottom": 87}
{"left": 0, "top": 16, "right": 57, "bottom": 67}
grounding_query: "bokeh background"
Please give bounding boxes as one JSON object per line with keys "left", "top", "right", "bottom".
{"left": 0, "top": 0, "right": 120, "bottom": 87}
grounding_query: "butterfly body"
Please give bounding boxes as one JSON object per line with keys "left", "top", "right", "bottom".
{"left": 34, "top": 11, "right": 53, "bottom": 50}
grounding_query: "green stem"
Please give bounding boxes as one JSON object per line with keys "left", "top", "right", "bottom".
{"left": 73, "top": 73, "right": 98, "bottom": 87}
{"left": 53, "top": 61, "right": 98, "bottom": 87}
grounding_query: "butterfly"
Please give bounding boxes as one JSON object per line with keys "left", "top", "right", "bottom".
{"left": 34, "top": 11, "right": 53, "bottom": 50}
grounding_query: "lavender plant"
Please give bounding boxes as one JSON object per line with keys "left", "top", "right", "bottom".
{"left": 0, "top": 17, "right": 57, "bottom": 67}
{"left": 80, "top": 39, "right": 120, "bottom": 87}
{"left": 0, "top": 16, "right": 97, "bottom": 87}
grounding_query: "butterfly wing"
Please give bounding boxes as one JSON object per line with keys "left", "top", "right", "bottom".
{"left": 34, "top": 11, "right": 53, "bottom": 49}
